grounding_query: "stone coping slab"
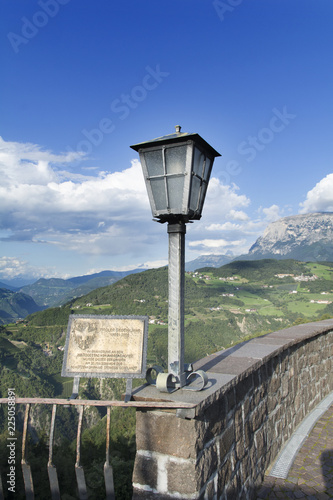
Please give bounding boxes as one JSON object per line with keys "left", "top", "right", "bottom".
{"left": 132, "top": 319, "right": 333, "bottom": 418}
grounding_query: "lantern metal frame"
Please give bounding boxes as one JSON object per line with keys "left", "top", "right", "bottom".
{"left": 131, "top": 127, "right": 220, "bottom": 223}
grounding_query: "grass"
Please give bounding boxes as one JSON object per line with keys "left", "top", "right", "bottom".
{"left": 306, "top": 262, "right": 333, "bottom": 279}
{"left": 287, "top": 300, "right": 328, "bottom": 316}
{"left": 259, "top": 306, "right": 283, "bottom": 316}
{"left": 55, "top": 376, "right": 74, "bottom": 398}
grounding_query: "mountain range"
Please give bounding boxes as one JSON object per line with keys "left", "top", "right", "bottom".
{"left": 19, "top": 269, "right": 143, "bottom": 308}
{"left": 0, "top": 212, "right": 332, "bottom": 324}
{"left": 0, "top": 270, "right": 142, "bottom": 324}
{"left": 188, "top": 212, "right": 333, "bottom": 268}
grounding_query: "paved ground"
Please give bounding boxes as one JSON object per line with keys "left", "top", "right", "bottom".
{"left": 255, "top": 405, "right": 333, "bottom": 499}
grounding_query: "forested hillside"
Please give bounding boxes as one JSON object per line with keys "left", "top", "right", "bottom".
{"left": 0, "top": 289, "right": 42, "bottom": 325}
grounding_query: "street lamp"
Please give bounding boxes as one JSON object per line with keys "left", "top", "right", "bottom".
{"left": 131, "top": 126, "right": 221, "bottom": 391}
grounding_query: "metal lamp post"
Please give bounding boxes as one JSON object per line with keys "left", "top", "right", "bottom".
{"left": 131, "top": 126, "right": 220, "bottom": 391}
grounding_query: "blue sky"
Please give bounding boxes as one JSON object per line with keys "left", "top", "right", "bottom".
{"left": 1, "top": 0, "right": 333, "bottom": 281}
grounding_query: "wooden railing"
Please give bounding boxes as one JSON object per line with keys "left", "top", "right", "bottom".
{"left": 0, "top": 397, "right": 196, "bottom": 500}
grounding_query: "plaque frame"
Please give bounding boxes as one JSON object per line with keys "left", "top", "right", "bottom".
{"left": 61, "top": 314, "right": 149, "bottom": 379}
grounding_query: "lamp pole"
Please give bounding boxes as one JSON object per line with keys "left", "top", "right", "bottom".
{"left": 167, "top": 222, "right": 186, "bottom": 387}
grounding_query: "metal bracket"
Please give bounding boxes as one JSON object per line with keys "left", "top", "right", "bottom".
{"left": 146, "top": 365, "right": 164, "bottom": 385}
{"left": 146, "top": 365, "right": 208, "bottom": 393}
{"left": 183, "top": 370, "right": 208, "bottom": 391}
{"left": 70, "top": 376, "right": 80, "bottom": 399}
{"left": 124, "top": 379, "right": 133, "bottom": 403}
{"left": 156, "top": 372, "right": 178, "bottom": 393}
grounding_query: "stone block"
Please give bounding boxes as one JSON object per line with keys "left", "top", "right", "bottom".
{"left": 132, "top": 454, "right": 157, "bottom": 490}
{"left": 269, "top": 374, "right": 281, "bottom": 395}
{"left": 203, "top": 397, "right": 227, "bottom": 441}
{"left": 218, "top": 422, "right": 235, "bottom": 460}
{"left": 267, "top": 392, "right": 279, "bottom": 413}
{"left": 235, "top": 436, "right": 246, "bottom": 461}
{"left": 267, "top": 356, "right": 279, "bottom": 378}
{"left": 280, "top": 376, "right": 289, "bottom": 399}
{"left": 167, "top": 460, "right": 198, "bottom": 495}
{"left": 253, "top": 383, "right": 266, "bottom": 408}
{"left": 254, "top": 426, "right": 267, "bottom": 457}
{"left": 136, "top": 410, "right": 204, "bottom": 459}
{"left": 242, "top": 397, "right": 250, "bottom": 419}
{"left": 241, "top": 450, "right": 257, "bottom": 482}
{"left": 243, "top": 419, "right": 253, "bottom": 448}
{"left": 225, "top": 472, "right": 241, "bottom": 499}
{"left": 204, "top": 477, "right": 216, "bottom": 500}
{"left": 197, "top": 443, "right": 218, "bottom": 486}
{"left": 218, "top": 457, "right": 233, "bottom": 491}
{"left": 252, "top": 401, "right": 267, "bottom": 433}
{"left": 226, "top": 386, "right": 236, "bottom": 413}
{"left": 235, "top": 374, "right": 253, "bottom": 403}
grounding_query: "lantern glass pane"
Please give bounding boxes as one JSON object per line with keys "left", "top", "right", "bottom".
{"left": 203, "top": 157, "right": 212, "bottom": 181}
{"left": 192, "top": 147, "right": 205, "bottom": 177}
{"left": 167, "top": 176, "right": 185, "bottom": 212}
{"left": 189, "top": 175, "right": 201, "bottom": 212}
{"left": 165, "top": 145, "right": 187, "bottom": 175}
{"left": 197, "top": 182, "right": 208, "bottom": 213}
{"left": 143, "top": 149, "right": 164, "bottom": 176}
{"left": 150, "top": 179, "right": 167, "bottom": 211}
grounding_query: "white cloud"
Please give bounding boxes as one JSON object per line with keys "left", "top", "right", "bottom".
{"left": 189, "top": 238, "right": 246, "bottom": 249}
{"left": 0, "top": 257, "right": 28, "bottom": 279}
{"left": 299, "top": 174, "right": 333, "bottom": 213}
{"left": 0, "top": 256, "right": 67, "bottom": 280}
{"left": 259, "top": 204, "right": 282, "bottom": 222}
{"left": 203, "top": 178, "right": 250, "bottom": 219}
{"left": 206, "top": 222, "right": 243, "bottom": 232}
{"left": 0, "top": 137, "right": 151, "bottom": 250}
{"left": 229, "top": 209, "right": 250, "bottom": 221}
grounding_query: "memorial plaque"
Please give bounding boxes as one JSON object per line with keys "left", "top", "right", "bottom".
{"left": 61, "top": 314, "right": 148, "bottom": 378}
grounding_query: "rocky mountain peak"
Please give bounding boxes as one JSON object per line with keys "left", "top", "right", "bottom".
{"left": 249, "top": 212, "right": 333, "bottom": 260}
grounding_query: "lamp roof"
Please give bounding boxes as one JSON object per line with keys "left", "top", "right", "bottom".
{"left": 130, "top": 126, "right": 221, "bottom": 158}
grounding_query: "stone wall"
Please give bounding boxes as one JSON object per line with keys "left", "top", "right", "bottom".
{"left": 131, "top": 320, "right": 333, "bottom": 499}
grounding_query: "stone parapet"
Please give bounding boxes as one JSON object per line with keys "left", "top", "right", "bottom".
{"left": 131, "top": 319, "right": 333, "bottom": 499}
